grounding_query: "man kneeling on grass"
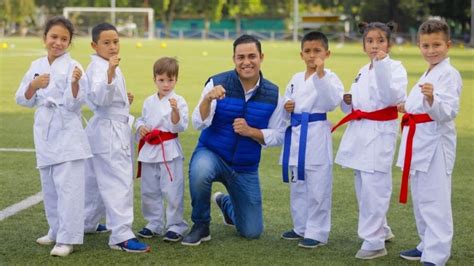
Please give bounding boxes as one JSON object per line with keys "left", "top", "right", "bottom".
{"left": 181, "top": 34, "right": 285, "bottom": 246}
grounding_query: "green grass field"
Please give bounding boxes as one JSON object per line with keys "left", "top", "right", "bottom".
{"left": 0, "top": 37, "right": 473, "bottom": 264}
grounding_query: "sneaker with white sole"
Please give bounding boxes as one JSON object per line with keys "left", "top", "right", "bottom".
{"left": 181, "top": 224, "right": 211, "bottom": 246}
{"left": 163, "top": 231, "right": 183, "bottom": 242}
{"left": 298, "top": 238, "right": 325, "bottom": 249}
{"left": 213, "top": 192, "right": 235, "bottom": 226}
{"left": 110, "top": 238, "right": 151, "bottom": 253}
{"left": 50, "top": 244, "right": 73, "bottom": 257}
{"left": 137, "top": 227, "right": 160, "bottom": 238}
{"left": 400, "top": 248, "right": 422, "bottom": 261}
{"left": 36, "top": 235, "right": 55, "bottom": 246}
{"left": 355, "top": 248, "right": 388, "bottom": 259}
{"left": 281, "top": 230, "right": 303, "bottom": 240}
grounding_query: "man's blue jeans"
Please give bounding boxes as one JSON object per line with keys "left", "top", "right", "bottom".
{"left": 188, "top": 146, "right": 263, "bottom": 239}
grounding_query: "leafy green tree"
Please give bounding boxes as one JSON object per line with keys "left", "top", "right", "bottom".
{"left": 1, "top": 0, "right": 36, "bottom": 36}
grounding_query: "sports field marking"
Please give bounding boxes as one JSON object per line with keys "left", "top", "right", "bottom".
{"left": 0, "top": 148, "right": 35, "bottom": 152}
{"left": 0, "top": 192, "right": 43, "bottom": 221}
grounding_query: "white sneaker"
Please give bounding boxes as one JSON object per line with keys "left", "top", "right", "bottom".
{"left": 50, "top": 244, "right": 73, "bottom": 257}
{"left": 36, "top": 235, "right": 55, "bottom": 245}
{"left": 355, "top": 248, "right": 387, "bottom": 259}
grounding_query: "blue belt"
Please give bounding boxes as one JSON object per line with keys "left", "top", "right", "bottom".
{"left": 282, "top": 112, "right": 327, "bottom": 182}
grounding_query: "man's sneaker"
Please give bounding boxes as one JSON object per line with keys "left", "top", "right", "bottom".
{"left": 400, "top": 248, "right": 422, "bottom": 261}
{"left": 355, "top": 248, "right": 388, "bottom": 259}
{"left": 137, "top": 228, "right": 160, "bottom": 238}
{"left": 181, "top": 224, "right": 211, "bottom": 246}
{"left": 213, "top": 192, "right": 235, "bottom": 226}
{"left": 36, "top": 235, "right": 55, "bottom": 245}
{"left": 423, "top": 262, "right": 435, "bottom": 266}
{"left": 163, "top": 231, "right": 183, "bottom": 242}
{"left": 298, "top": 238, "right": 325, "bottom": 249}
{"left": 281, "top": 230, "right": 303, "bottom": 240}
{"left": 50, "top": 244, "right": 73, "bottom": 257}
{"left": 109, "top": 238, "right": 151, "bottom": 253}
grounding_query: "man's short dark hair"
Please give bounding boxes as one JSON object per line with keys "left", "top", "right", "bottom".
{"left": 233, "top": 34, "right": 262, "bottom": 54}
{"left": 92, "top": 23, "right": 118, "bottom": 43}
{"left": 301, "top": 31, "right": 329, "bottom": 50}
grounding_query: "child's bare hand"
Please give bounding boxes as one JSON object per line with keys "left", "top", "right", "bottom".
{"left": 138, "top": 126, "right": 151, "bottom": 139}
{"left": 127, "top": 92, "right": 134, "bottom": 105}
{"left": 375, "top": 50, "right": 388, "bottom": 61}
{"left": 315, "top": 57, "right": 325, "bottom": 78}
{"left": 284, "top": 100, "right": 295, "bottom": 113}
{"left": 169, "top": 98, "right": 178, "bottom": 110}
{"left": 71, "top": 66, "right": 82, "bottom": 84}
{"left": 31, "top": 74, "right": 50, "bottom": 89}
{"left": 233, "top": 118, "right": 251, "bottom": 136}
{"left": 343, "top": 93, "right": 352, "bottom": 105}
{"left": 206, "top": 85, "right": 226, "bottom": 102}
{"left": 419, "top": 83, "right": 434, "bottom": 106}
{"left": 108, "top": 55, "right": 121, "bottom": 70}
{"left": 397, "top": 102, "right": 406, "bottom": 113}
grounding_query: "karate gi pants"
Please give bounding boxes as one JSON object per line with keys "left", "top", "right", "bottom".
{"left": 40, "top": 159, "right": 85, "bottom": 244}
{"left": 289, "top": 164, "right": 332, "bottom": 243}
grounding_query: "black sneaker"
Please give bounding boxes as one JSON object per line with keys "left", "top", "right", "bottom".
{"left": 163, "top": 231, "right": 183, "bottom": 242}
{"left": 213, "top": 192, "right": 235, "bottom": 226}
{"left": 181, "top": 224, "right": 211, "bottom": 246}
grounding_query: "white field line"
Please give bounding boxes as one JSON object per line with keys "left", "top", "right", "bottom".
{"left": 0, "top": 148, "right": 35, "bottom": 152}
{"left": 0, "top": 192, "right": 43, "bottom": 221}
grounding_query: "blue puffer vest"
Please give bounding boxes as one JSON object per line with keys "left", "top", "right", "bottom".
{"left": 198, "top": 70, "right": 279, "bottom": 172}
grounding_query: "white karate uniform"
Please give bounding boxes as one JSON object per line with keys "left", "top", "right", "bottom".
{"left": 280, "top": 70, "right": 343, "bottom": 243}
{"left": 15, "top": 53, "right": 91, "bottom": 244}
{"left": 135, "top": 91, "right": 189, "bottom": 235}
{"left": 335, "top": 56, "right": 407, "bottom": 250}
{"left": 396, "top": 58, "right": 461, "bottom": 265}
{"left": 83, "top": 54, "right": 135, "bottom": 245}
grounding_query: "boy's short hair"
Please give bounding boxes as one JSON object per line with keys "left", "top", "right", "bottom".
{"left": 92, "top": 23, "right": 118, "bottom": 43}
{"left": 301, "top": 31, "right": 329, "bottom": 50}
{"left": 153, "top": 57, "right": 179, "bottom": 79}
{"left": 233, "top": 34, "right": 262, "bottom": 55}
{"left": 417, "top": 19, "right": 450, "bottom": 41}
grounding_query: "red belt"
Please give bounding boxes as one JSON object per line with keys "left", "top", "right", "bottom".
{"left": 331, "top": 106, "right": 398, "bottom": 133}
{"left": 399, "top": 113, "right": 433, "bottom": 203}
{"left": 136, "top": 129, "right": 178, "bottom": 181}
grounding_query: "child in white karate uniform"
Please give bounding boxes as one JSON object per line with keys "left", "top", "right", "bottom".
{"left": 279, "top": 31, "right": 343, "bottom": 249}
{"left": 135, "top": 57, "right": 189, "bottom": 242}
{"left": 333, "top": 22, "right": 407, "bottom": 259}
{"left": 83, "top": 23, "right": 149, "bottom": 253}
{"left": 397, "top": 19, "right": 462, "bottom": 266}
{"left": 15, "top": 16, "right": 91, "bottom": 257}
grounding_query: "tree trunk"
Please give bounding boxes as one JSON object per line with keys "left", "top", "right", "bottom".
{"left": 470, "top": 0, "right": 474, "bottom": 46}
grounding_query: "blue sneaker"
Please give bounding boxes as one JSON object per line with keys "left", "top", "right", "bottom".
{"left": 400, "top": 248, "right": 422, "bottom": 261}
{"left": 163, "top": 231, "right": 183, "bottom": 242}
{"left": 181, "top": 224, "right": 211, "bottom": 246}
{"left": 281, "top": 230, "right": 303, "bottom": 240}
{"left": 423, "top": 262, "right": 435, "bottom": 266}
{"left": 110, "top": 238, "right": 151, "bottom": 253}
{"left": 213, "top": 192, "right": 234, "bottom": 226}
{"left": 298, "top": 238, "right": 325, "bottom": 249}
{"left": 95, "top": 224, "right": 110, "bottom": 233}
{"left": 137, "top": 228, "right": 159, "bottom": 238}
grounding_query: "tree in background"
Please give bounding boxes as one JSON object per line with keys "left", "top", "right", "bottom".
{"left": 225, "top": 0, "right": 265, "bottom": 34}
{"left": 0, "top": 0, "right": 36, "bottom": 36}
